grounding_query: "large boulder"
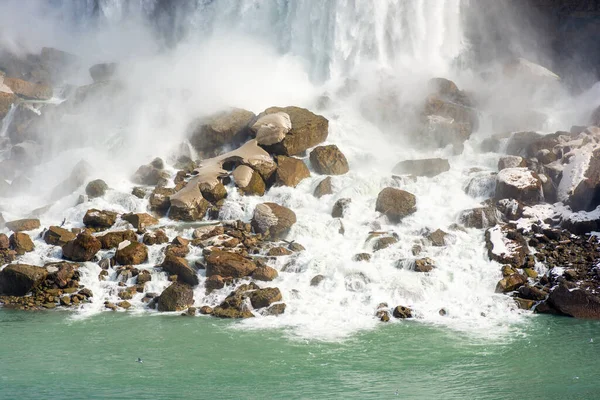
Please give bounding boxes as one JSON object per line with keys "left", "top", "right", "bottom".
{"left": 375, "top": 188, "right": 417, "bottom": 223}
{"left": 275, "top": 156, "right": 310, "bottom": 187}
{"left": 89, "top": 63, "right": 117, "bottom": 82}
{"left": 114, "top": 241, "right": 148, "bottom": 265}
{"left": 85, "top": 179, "right": 108, "bottom": 198}
{"left": 484, "top": 226, "right": 528, "bottom": 268}
{"left": 83, "top": 209, "right": 118, "bottom": 230}
{"left": 232, "top": 165, "right": 266, "bottom": 196}
{"left": 122, "top": 213, "right": 159, "bottom": 231}
{"left": 131, "top": 159, "right": 169, "bottom": 186}
{"left": 458, "top": 206, "right": 502, "bottom": 229}
{"left": 62, "top": 232, "right": 101, "bottom": 262}
{"left": 9, "top": 232, "right": 34, "bottom": 255}
{"left": 392, "top": 158, "right": 449, "bottom": 177}
{"left": 160, "top": 254, "right": 199, "bottom": 286}
{"left": 188, "top": 108, "right": 255, "bottom": 154}
{"left": 149, "top": 187, "right": 175, "bottom": 214}
{"left": 157, "top": 282, "right": 194, "bottom": 312}
{"left": 544, "top": 283, "right": 600, "bottom": 319}
{"left": 168, "top": 184, "right": 210, "bottom": 221}
{"left": 2, "top": 77, "right": 52, "bottom": 100}
{"left": 44, "top": 226, "right": 77, "bottom": 246}
{"left": 249, "top": 287, "right": 282, "bottom": 308}
{"left": 259, "top": 106, "right": 328, "bottom": 156}
{"left": 566, "top": 147, "right": 600, "bottom": 211}
{"left": 5, "top": 218, "right": 40, "bottom": 232}
{"left": 313, "top": 177, "right": 333, "bottom": 198}
{"left": 251, "top": 203, "right": 297, "bottom": 238}
{"left": 205, "top": 250, "right": 257, "bottom": 278}
{"left": 212, "top": 283, "right": 257, "bottom": 318}
{"left": 251, "top": 112, "right": 291, "bottom": 146}
{"left": 0, "top": 264, "right": 47, "bottom": 296}
{"left": 494, "top": 168, "right": 542, "bottom": 204}
{"left": 98, "top": 230, "right": 137, "bottom": 249}
{"left": 309, "top": 145, "right": 349, "bottom": 175}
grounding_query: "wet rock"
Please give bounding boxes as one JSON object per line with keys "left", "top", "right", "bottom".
{"left": 122, "top": 213, "right": 159, "bottom": 231}
{"left": 313, "top": 176, "right": 333, "bottom": 198}
{"left": 132, "top": 159, "right": 168, "bottom": 186}
{"left": 157, "top": 282, "right": 194, "bottom": 312}
{"left": 288, "top": 242, "right": 305, "bottom": 252}
{"left": 205, "top": 275, "right": 226, "bottom": 291}
{"left": 160, "top": 254, "right": 199, "bottom": 286}
{"left": 331, "top": 198, "right": 351, "bottom": 218}
{"left": 541, "top": 283, "right": 600, "bottom": 319}
{"left": 168, "top": 185, "right": 210, "bottom": 222}
{"left": 200, "top": 182, "right": 228, "bottom": 203}
{"left": 83, "top": 209, "right": 117, "bottom": 230}
{"left": 50, "top": 159, "right": 92, "bottom": 200}
{"left": 5, "top": 218, "right": 40, "bottom": 232}
{"left": 353, "top": 253, "right": 371, "bottom": 262}
{"left": 143, "top": 230, "right": 169, "bottom": 245}
{"left": 205, "top": 250, "right": 256, "bottom": 278}
{"left": 249, "top": 287, "right": 282, "bottom": 308}
{"left": 310, "top": 275, "right": 325, "bottom": 286}
{"left": 0, "top": 264, "right": 48, "bottom": 296}
{"left": 392, "top": 305, "right": 413, "bottom": 319}
{"left": 251, "top": 112, "right": 291, "bottom": 146}
{"left": 427, "top": 229, "right": 447, "bottom": 247}
{"left": 496, "top": 199, "right": 524, "bottom": 221}
{"left": 2, "top": 77, "right": 52, "bottom": 100}
{"left": 414, "top": 258, "right": 435, "bottom": 273}
{"left": 373, "top": 236, "right": 398, "bottom": 251}
{"left": 252, "top": 266, "right": 279, "bottom": 281}
{"left": 498, "top": 156, "right": 527, "bottom": 170}
{"left": 495, "top": 168, "right": 542, "bottom": 204}
{"left": 275, "top": 155, "right": 310, "bottom": 187}
{"left": 263, "top": 303, "right": 286, "bottom": 316}
{"left": 165, "top": 244, "right": 189, "bottom": 258}
{"left": 62, "top": 232, "right": 101, "bottom": 262}
{"left": 199, "top": 306, "right": 214, "bottom": 315}
{"left": 259, "top": 106, "right": 328, "bottom": 156}
{"left": 149, "top": 187, "right": 175, "bottom": 214}
{"left": 251, "top": 203, "right": 297, "bottom": 239}
{"left": 485, "top": 226, "right": 529, "bottom": 267}
{"left": 375, "top": 187, "right": 416, "bottom": 223}
{"left": 459, "top": 206, "right": 502, "bottom": 229}
{"left": 115, "top": 241, "right": 148, "bottom": 265}
{"left": 43, "top": 226, "right": 76, "bottom": 246}
{"left": 518, "top": 285, "right": 547, "bottom": 301}
{"left": 132, "top": 187, "right": 147, "bottom": 198}
{"left": 495, "top": 273, "right": 527, "bottom": 293}
{"left": 9, "top": 232, "right": 34, "bottom": 255}
{"left": 309, "top": 145, "right": 349, "bottom": 175}
{"left": 392, "top": 158, "right": 449, "bottom": 177}
{"left": 89, "top": 63, "right": 117, "bottom": 82}
{"left": 232, "top": 165, "right": 265, "bottom": 196}
{"left": 189, "top": 108, "right": 255, "bottom": 154}
{"left": 212, "top": 283, "right": 258, "bottom": 318}
{"left": 0, "top": 234, "right": 9, "bottom": 250}
{"left": 506, "top": 131, "right": 544, "bottom": 157}
{"left": 267, "top": 247, "right": 293, "bottom": 256}
{"left": 98, "top": 230, "right": 137, "bottom": 249}
{"left": 85, "top": 179, "right": 108, "bottom": 198}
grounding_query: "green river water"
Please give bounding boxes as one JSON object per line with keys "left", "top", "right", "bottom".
{"left": 1, "top": 311, "right": 599, "bottom": 399}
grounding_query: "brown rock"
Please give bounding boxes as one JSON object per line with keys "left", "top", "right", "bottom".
{"left": 5, "top": 218, "right": 40, "bottom": 232}
{"left": 0, "top": 233, "right": 9, "bottom": 250}
{"left": 143, "top": 230, "right": 169, "bottom": 245}
{"left": 205, "top": 275, "right": 226, "bottom": 290}
{"left": 205, "top": 250, "right": 257, "bottom": 278}
{"left": 252, "top": 266, "right": 279, "bottom": 281}
{"left": 375, "top": 188, "right": 417, "bottom": 223}
{"left": 62, "top": 232, "right": 101, "bottom": 262}
{"left": 157, "top": 282, "right": 194, "bottom": 312}
{"left": 544, "top": 283, "right": 600, "bottom": 319}
{"left": 199, "top": 305, "right": 214, "bottom": 315}
{"left": 331, "top": 198, "right": 351, "bottom": 218}
{"left": 188, "top": 108, "right": 255, "bottom": 154}
{"left": 83, "top": 209, "right": 117, "bottom": 230}
{"left": 149, "top": 187, "right": 175, "bottom": 214}
{"left": 260, "top": 106, "right": 328, "bottom": 156}
{"left": 249, "top": 287, "right": 282, "bottom": 308}
{"left": 98, "top": 230, "right": 137, "bottom": 249}
{"left": 309, "top": 145, "right": 349, "bottom": 175}
{"left": 251, "top": 202, "right": 297, "bottom": 239}
{"left": 428, "top": 229, "right": 447, "bottom": 246}
{"left": 43, "top": 226, "right": 76, "bottom": 246}
{"left": 353, "top": 253, "right": 371, "bottom": 262}
{"left": 495, "top": 273, "right": 528, "bottom": 293}
{"left": 495, "top": 168, "right": 542, "bottom": 204}
{"left": 85, "top": 179, "right": 109, "bottom": 198}
{"left": 267, "top": 247, "right": 293, "bottom": 257}
{"left": 3, "top": 77, "right": 52, "bottom": 100}
{"left": 392, "top": 305, "right": 413, "bottom": 319}
{"left": 459, "top": 206, "right": 502, "bottom": 229}
{"left": 373, "top": 236, "right": 398, "bottom": 251}
{"left": 313, "top": 176, "right": 333, "bottom": 198}
{"left": 115, "top": 241, "right": 148, "bottom": 265}
{"left": 0, "top": 264, "right": 48, "bottom": 296}
{"left": 0, "top": 92, "right": 17, "bottom": 119}
{"left": 275, "top": 156, "right": 310, "bottom": 187}
{"left": 122, "top": 213, "right": 158, "bottom": 230}
{"left": 414, "top": 257, "right": 435, "bottom": 272}
{"left": 9, "top": 232, "right": 34, "bottom": 255}
{"left": 160, "top": 254, "right": 199, "bottom": 286}
{"left": 232, "top": 165, "right": 266, "bottom": 196}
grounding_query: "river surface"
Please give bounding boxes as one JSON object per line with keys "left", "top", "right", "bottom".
{"left": 1, "top": 310, "right": 599, "bottom": 400}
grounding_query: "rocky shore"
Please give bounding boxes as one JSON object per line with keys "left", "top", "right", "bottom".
{"left": 1, "top": 45, "right": 600, "bottom": 325}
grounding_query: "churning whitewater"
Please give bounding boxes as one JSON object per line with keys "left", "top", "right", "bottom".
{"left": 1, "top": 0, "right": 598, "bottom": 341}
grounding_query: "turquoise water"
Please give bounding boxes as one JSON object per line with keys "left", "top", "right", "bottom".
{"left": 1, "top": 311, "right": 599, "bottom": 400}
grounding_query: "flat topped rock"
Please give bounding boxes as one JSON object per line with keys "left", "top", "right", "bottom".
{"left": 5, "top": 219, "right": 40, "bottom": 232}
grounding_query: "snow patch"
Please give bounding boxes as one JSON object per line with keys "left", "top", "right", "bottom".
{"left": 558, "top": 146, "right": 594, "bottom": 202}
{"left": 497, "top": 168, "right": 538, "bottom": 189}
